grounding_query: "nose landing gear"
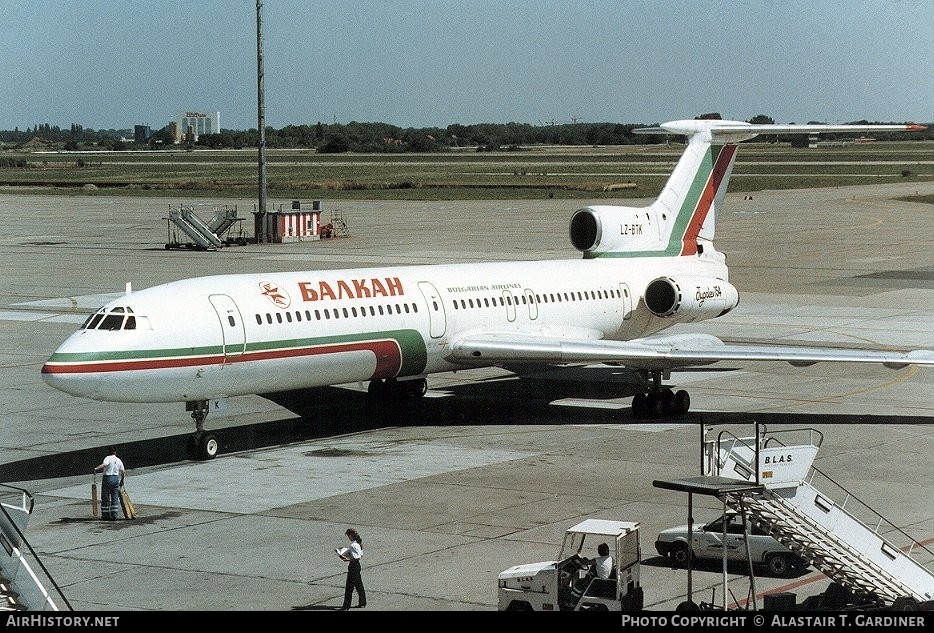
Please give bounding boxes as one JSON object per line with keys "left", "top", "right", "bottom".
{"left": 186, "top": 400, "right": 220, "bottom": 460}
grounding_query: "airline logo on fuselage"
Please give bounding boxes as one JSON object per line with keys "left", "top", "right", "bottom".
{"left": 297, "top": 276, "right": 404, "bottom": 302}
{"left": 260, "top": 282, "right": 291, "bottom": 308}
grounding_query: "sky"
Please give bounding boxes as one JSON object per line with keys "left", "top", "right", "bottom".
{"left": 3, "top": 0, "right": 932, "bottom": 132}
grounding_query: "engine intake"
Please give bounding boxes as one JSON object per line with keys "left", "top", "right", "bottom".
{"left": 569, "top": 207, "right": 601, "bottom": 252}
{"left": 569, "top": 205, "right": 658, "bottom": 255}
{"left": 644, "top": 276, "right": 739, "bottom": 322}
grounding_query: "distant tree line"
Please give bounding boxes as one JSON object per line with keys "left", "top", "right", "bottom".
{"left": 1, "top": 114, "right": 930, "bottom": 152}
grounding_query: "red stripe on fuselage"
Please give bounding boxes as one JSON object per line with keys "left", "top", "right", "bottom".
{"left": 680, "top": 144, "right": 736, "bottom": 256}
{"left": 41, "top": 340, "right": 403, "bottom": 380}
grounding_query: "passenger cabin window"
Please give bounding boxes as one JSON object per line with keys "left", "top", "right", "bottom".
{"left": 252, "top": 301, "right": 424, "bottom": 327}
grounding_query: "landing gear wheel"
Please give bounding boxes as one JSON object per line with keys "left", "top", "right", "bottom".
{"left": 632, "top": 393, "right": 648, "bottom": 419}
{"left": 673, "top": 390, "right": 691, "bottom": 415}
{"left": 660, "top": 389, "right": 675, "bottom": 415}
{"left": 645, "top": 393, "right": 662, "bottom": 418}
{"left": 406, "top": 378, "right": 428, "bottom": 398}
{"left": 200, "top": 432, "right": 219, "bottom": 460}
{"left": 185, "top": 400, "right": 217, "bottom": 460}
{"left": 367, "top": 379, "right": 386, "bottom": 401}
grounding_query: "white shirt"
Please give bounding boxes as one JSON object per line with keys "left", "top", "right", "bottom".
{"left": 102, "top": 455, "right": 124, "bottom": 476}
{"left": 347, "top": 541, "right": 363, "bottom": 561}
{"left": 595, "top": 554, "right": 613, "bottom": 579}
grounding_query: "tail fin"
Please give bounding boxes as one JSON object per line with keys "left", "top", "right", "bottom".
{"left": 570, "top": 119, "right": 925, "bottom": 259}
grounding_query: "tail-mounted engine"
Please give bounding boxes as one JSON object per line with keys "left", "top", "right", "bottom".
{"left": 569, "top": 205, "right": 661, "bottom": 256}
{"left": 644, "top": 276, "right": 739, "bottom": 322}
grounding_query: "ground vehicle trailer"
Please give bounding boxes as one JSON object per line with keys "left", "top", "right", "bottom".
{"left": 497, "top": 519, "right": 644, "bottom": 611}
{"left": 655, "top": 510, "right": 807, "bottom": 578}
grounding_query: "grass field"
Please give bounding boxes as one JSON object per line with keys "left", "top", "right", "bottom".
{"left": 1, "top": 141, "right": 932, "bottom": 201}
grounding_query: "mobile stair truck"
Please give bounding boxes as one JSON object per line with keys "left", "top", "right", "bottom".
{"left": 497, "top": 519, "right": 644, "bottom": 611}
{"left": 656, "top": 424, "right": 934, "bottom": 611}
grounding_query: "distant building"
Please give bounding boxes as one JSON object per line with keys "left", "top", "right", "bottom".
{"left": 175, "top": 111, "right": 220, "bottom": 144}
{"left": 256, "top": 200, "right": 323, "bottom": 244}
{"left": 134, "top": 125, "right": 151, "bottom": 142}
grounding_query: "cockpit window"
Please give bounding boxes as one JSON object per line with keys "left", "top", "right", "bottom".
{"left": 82, "top": 306, "right": 142, "bottom": 331}
{"left": 84, "top": 311, "right": 105, "bottom": 329}
{"left": 99, "top": 313, "right": 125, "bottom": 330}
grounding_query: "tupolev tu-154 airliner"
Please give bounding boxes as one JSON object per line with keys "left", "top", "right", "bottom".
{"left": 42, "top": 118, "right": 933, "bottom": 459}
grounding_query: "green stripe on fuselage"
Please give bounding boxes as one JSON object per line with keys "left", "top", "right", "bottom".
{"left": 247, "top": 329, "right": 428, "bottom": 376}
{"left": 48, "top": 329, "right": 428, "bottom": 376}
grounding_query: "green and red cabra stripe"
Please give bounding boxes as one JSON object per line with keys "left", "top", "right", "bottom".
{"left": 672, "top": 143, "right": 736, "bottom": 256}
{"left": 42, "top": 329, "right": 428, "bottom": 381}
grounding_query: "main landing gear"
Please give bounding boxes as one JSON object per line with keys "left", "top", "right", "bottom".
{"left": 366, "top": 377, "right": 428, "bottom": 402}
{"left": 631, "top": 369, "right": 691, "bottom": 420}
{"left": 186, "top": 400, "right": 219, "bottom": 461}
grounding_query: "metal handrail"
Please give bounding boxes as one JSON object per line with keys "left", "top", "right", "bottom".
{"left": 709, "top": 425, "right": 934, "bottom": 573}
{"left": 0, "top": 487, "right": 73, "bottom": 611}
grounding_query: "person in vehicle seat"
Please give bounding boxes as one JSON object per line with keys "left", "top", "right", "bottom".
{"left": 592, "top": 542, "right": 613, "bottom": 579}
{"left": 568, "top": 542, "right": 615, "bottom": 605}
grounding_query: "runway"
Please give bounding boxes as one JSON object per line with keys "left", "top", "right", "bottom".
{"left": 0, "top": 182, "right": 932, "bottom": 612}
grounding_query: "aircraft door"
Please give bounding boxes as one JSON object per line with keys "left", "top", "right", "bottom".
{"left": 619, "top": 283, "right": 632, "bottom": 320}
{"left": 523, "top": 288, "right": 538, "bottom": 320}
{"left": 417, "top": 281, "right": 446, "bottom": 338}
{"left": 209, "top": 294, "right": 246, "bottom": 359}
{"left": 502, "top": 290, "right": 517, "bottom": 322}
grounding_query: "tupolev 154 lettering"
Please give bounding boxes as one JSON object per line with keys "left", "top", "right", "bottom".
{"left": 42, "top": 119, "right": 933, "bottom": 459}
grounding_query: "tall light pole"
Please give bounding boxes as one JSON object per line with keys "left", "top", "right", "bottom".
{"left": 256, "top": 0, "right": 267, "bottom": 241}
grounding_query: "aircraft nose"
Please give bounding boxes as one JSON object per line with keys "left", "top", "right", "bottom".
{"left": 41, "top": 357, "right": 101, "bottom": 398}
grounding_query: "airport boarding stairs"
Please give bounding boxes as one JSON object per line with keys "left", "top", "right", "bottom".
{"left": 0, "top": 485, "right": 69, "bottom": 611}
{"left": 207, "top": 206, "right": 242, "bottom": 237}
{"left": 167, "top": 206, "right": 224, "bottom": 250}
{"left": 706, "top": 426, "right": 934, "bottom": 608}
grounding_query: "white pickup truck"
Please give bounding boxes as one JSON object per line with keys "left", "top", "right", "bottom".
{"left": 497, "top": 519, "right": 644, "bottom": 611}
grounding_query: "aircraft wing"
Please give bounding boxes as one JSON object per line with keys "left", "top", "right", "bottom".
{"left": 448, "top": 332, "right": 934, "bottom": 371}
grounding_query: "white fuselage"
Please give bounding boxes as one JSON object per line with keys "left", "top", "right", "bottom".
{"left": 41, "top": 253, "right": 727, "bottom": 403}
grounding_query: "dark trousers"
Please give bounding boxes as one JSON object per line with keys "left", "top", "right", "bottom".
{"left": 342, "top": 559, "right": 366, "bottom": 608}
{"left": 101, "top": 475, "right": 120, "bottom": 519}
